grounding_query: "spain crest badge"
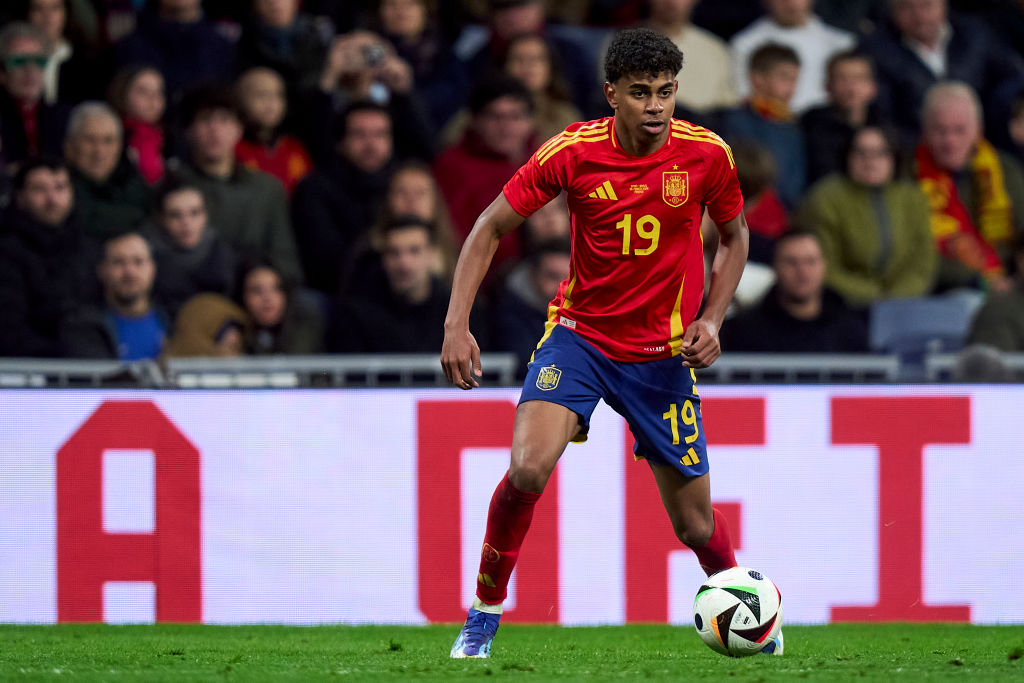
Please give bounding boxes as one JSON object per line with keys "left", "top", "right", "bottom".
{"left": 536, "top": 365, "right": 562, "bottom": 391}
{"left": 662, "top": 170, "right": 688, "bottom": 207}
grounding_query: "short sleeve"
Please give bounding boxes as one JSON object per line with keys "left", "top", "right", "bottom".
{"left": 503, "top": 138, "right": 567, "bottom": 218}
{"left": 703, "top": 140, "right": 744, "bottom": 224}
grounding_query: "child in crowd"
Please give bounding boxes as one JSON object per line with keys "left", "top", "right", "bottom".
{"left": 234, "top": 66, "right": 312, "bottom": 197}
{"left": 720, "top": 43, "right": 806, "bottom": 209}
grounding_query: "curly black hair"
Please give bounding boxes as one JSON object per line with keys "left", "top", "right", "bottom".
{"left": 604, "top": 27, "right": 684, "bottom": 84}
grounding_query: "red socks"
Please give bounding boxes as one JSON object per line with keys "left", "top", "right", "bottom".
{"left": 475, "top": 471, "right": 541, "bottom": 605}
{"left": 692, "top": 507, "right": 738, "bottom": 576}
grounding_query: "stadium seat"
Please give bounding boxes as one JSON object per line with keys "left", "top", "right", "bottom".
{"left": 868, "top": 292, "right": 985, "bottom": 359}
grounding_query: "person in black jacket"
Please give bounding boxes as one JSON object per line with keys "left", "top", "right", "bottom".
{"left": 491, "top": 236, "right": 570, "bottom": 377}
{"left": 720, "top": 229, "right": 869, "bottom": 353}
{"left": 0, "top": 157, "right": 95, "bottom": 357}
{"left": 0, "top": 22, "right": 70, "bottom": 164}
{"left": 142, "top": 176, "right": 237, "bottom": 319}
{"left": 329, "top": 215, "right": 487, "bottom": 352}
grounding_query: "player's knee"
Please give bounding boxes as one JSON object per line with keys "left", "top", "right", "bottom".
{"left": 507, "top": 460, "right": 552, "bottom": 494}
{"left": 674, "top": 516, "right": 714, "bottom": 549}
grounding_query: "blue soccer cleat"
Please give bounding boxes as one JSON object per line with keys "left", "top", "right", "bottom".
{"left": 760, "top": 630, "right": 784, "bottom": 656}
{"left": 450, "top": 608, "right": 501, "bottom": 658}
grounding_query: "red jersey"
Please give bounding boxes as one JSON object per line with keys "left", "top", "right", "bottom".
{"left": 503, "top": 116, "right": 743, "bottom": 362}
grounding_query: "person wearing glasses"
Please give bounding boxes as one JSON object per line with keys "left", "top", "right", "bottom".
{"left": 0, "top": 21, "right": 70, "bottom": 166}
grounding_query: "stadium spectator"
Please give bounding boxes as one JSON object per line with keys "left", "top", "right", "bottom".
{"left": 915, "top": 82, "right": 1024, "bottom": 292}
{"left": 798, "top": 125, "right": 937, "bottom": 307}
{"left": 720, "top": 229, "right": 869, "bottom": 352}
{"left": 113, "top": 0, "right": 236, "bottom": 104}
{"left": 329, "top": 215, "right": 487, "bottom": 352}
{"left": 461, "top": 0, "right": 598, "bottom": 116}
{"left": 23, "top": 0, "right": 106, "bottom": 105}
{"left": 1010, "top": 93, "right": 1024, "bottom": 166}
{"left": 61, "top": 231, "right": 169, "bottom": 360}
{"left": 378, "top": 160, "right": 458, "bottom": 282}
{"left": 730, "top": 0, "right": 855, "bottom": 113}
{"left": 434, "top": 76, "right": 538, "bottom": 275}
{"left": 292, "top": 100, "right": 397, "bottom": 295}
{"left": 0, "top": 21, "right": 71, "bottom": 164}
{"left": 800, "top": 50, "right": 884, "bottom": 185}
{"left": 731, "top": 140, "right": 789, "bottom": 265}
{"left": 0, "top": 157, "right": 94, "bottom": 357}
{"left": 521, "top": 192, "right": 570, "bottom": 246}
{"left": 237, "top": 259, "right": 325, "bottom": 354}
{"left": 301, "top": 27, "right": 436, "bottom": 164}
{"left": 491, "top": 236, "right": 570, "bottom": 375}
{"left": 498, "top": 34, "right": 581, "bottom": 144}
{"left": 107, "top": 64, "right": 166, "bottom": 185}
{"left": 142, "top": 177, "right": 237, "bottom": 318}
{"left": 720, "top": 44, "right": 807, "bottom": 208}
{"left": 966, "top": 234, "right": 1024, "bottom": 351}
{"left": 162, "top": 292, "right": 248, "bottom": 358}
{"left": 374, "top": 0, "right": 468, "bottom": 131}
{"left": 859, "top": 0, "right": 1024, "bottom": 147}
{"left": 173, "top": 85, "right": 302, "bottom": 281}
{"left": 64, "top": 101, "right": 149, "bottom": 239}
{"left": 236, "top": 0, "right": 333, "bottom": 99}
{"left": 645, "top": 0, "right": 739, "bottom": 117}
{"left": 234, "top": 66, "right": 313, "bottom": 197}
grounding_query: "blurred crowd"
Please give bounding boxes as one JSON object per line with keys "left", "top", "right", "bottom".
{"left": 0, "top": 0, "right": 1023, "bottom": 376}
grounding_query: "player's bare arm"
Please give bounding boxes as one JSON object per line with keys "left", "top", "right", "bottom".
{"left": 681, "top": 211, "right": 749, "bottom": 369}
{"left": 441, "top": 193, "right": 525, "bottom": 389}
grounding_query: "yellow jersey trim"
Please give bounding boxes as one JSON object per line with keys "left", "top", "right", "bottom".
{"left": 668, "top": 275, "right": 686, "bottom": 356}
{"left": 537, "top": 123, "right": 611, "bottom": 166}
{"left": 530, "top": 305, "right": 561, "bottom": 362}
{"left": 670, "top": 133, "right": 735, "bottom": 169}
{"left": 536, "top": 120, "right": 609, "bottom": 158}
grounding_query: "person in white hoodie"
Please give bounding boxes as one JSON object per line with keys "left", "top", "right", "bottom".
{"left": 731, "top": 0, "right": 854, "bottom": 113}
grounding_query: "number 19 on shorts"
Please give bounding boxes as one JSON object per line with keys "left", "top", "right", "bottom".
{"left": 663, "top": 400, "right": 701, "bottom": 466}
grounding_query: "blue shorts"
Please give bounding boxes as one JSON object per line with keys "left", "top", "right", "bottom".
{"left": 519, "top": 324, "right": 709, "bottom": 477}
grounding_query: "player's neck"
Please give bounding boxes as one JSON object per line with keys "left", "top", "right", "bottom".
{"left": 613, "top": 117, "right": 670, "bottom": 157}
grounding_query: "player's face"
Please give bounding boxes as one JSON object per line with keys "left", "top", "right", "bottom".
{"left": 774, "top": 235, "right": 825, "bottom": 303}
{"left": 923, "top": 96, "right": 980, "bottom": 171}
{"left": 606, "top": 72, "right": 677, "bottom": 140}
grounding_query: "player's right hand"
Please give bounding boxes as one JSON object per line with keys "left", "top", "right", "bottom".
{"left": 441, "top": 328, "right": 482, "bottom": 390}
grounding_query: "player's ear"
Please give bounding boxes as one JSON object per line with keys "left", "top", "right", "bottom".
{"left": 604, "top": 81, "right": 617, "bottom": 110}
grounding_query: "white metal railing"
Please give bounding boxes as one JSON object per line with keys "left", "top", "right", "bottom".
{"left": 1, "top": 352, "right": 1023, "bottom": 388}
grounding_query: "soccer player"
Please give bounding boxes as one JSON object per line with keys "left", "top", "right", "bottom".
{"left": 441, "top": 27, "right": 781, "bottom": 658}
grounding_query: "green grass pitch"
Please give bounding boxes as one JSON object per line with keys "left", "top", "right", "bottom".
{"left": 1, "top": 624, "right": 1022, "bottom": 681}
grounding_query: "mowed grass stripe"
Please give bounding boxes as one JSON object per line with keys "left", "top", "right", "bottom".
{"left": 0, "top": 623, "right": 1021, "bottom": 681}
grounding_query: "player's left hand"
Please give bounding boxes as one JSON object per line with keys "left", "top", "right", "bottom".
{"left": 680, "top": 318, "right": 721, "bottom": 369}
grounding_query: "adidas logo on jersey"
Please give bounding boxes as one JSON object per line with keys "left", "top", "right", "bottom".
{"left": 588, "top": 180, "right": 618, "bottom": 200}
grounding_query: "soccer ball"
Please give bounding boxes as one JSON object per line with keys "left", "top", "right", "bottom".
{"left": 693, "top": 566, "right": 783, "bottom": 657}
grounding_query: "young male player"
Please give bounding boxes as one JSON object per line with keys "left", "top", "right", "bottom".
{"left": 441, "top": 27, "right": 781, "bottom": 658}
